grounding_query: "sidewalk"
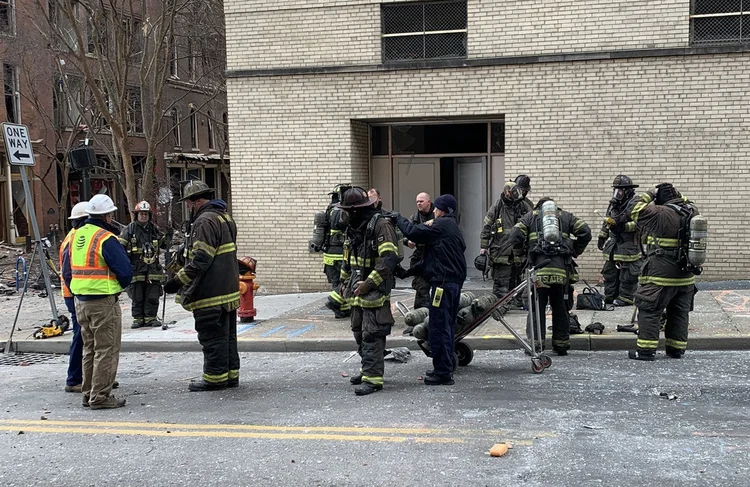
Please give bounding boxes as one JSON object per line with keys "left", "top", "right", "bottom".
{"left": 3, "top": 279, "right": 750, "bottom": 354}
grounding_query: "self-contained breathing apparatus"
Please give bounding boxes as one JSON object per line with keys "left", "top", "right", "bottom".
{"left": 665, "top": 203, "right": 708, "bottom": 275}
{"left": 538, "top": 200, "right": 563, "bottom": 255}
{"left": 309, "top": 184, "right": 352, "bottom": 253}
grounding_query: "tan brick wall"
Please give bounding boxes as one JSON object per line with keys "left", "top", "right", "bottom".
{"left": 228, "top": 53, "right": 750, "bottom": 292}
{"left": 225, "top": 0, "right": 691, "bottom": 71}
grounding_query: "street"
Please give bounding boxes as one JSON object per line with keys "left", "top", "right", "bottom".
{"left": 0, "top": 350, "right": 748, "bottom": 486}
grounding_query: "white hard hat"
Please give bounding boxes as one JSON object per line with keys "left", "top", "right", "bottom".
{"left": 86, "top": 194, "right": 117, "bottom": 215}
{"left": 133, "top": 200, "right": 151, "bottom": 212}
{"left": 68, "top": 201, "right": 89, "bottom": 220}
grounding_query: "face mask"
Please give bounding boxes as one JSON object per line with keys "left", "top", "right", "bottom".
{"left": 511, "top": 187, "right": 524, "bottom": 201}
{"left": 612, "top": 189, "right": 625, "bottom": 201}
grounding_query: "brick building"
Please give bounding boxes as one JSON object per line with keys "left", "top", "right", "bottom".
{"left": 225, "top": 0, "right": 750, "bottom": 292}
{"left": 0, "top": 0, "right": 227, "bottom": 243}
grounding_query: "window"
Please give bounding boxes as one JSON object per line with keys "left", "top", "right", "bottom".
{"left": 381, "top": 1, "right": 467, "bottom": 62}
{"left": 207, "top": 110, "right": 215, "bottom": 150}
{"left": 188, "top": 37, "right": 196, "bottom": 79}
{"left": 691, "top": 1, "right": 750, "bottom": 45}
{"left": 0, "top": 0, "right": 14, "bottom": 35}
{"left": 50, "top": 0, "right": 79, "bottom": 51}
{"left": 3, "top": 63, "right": 19, "bottom": 123}
{"left": 222, "top": 112, "right": 228, "bottom": 145}
{"left": 53, "top": 74, "right": 83, "bottom": 128}
{"left": 189, "top": 108, "right": 198, "bottom": 148}
{"left": 169, "top": 38, "right": 178, "bottom": 77}
{"left": 127, "top": 86, "right": 143, "bottom": 134}
{"left": 171, "top": 107, "right": 181, "bottom": 147}
{"left": 86, "top": 11, "right": 108, "bottom": 55}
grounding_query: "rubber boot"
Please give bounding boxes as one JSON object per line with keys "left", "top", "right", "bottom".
{"left": 354, "top": 382, "right": 382, "bottom": 395}
{"left": 628, "top": 350, "right": 655, "bottom": 361}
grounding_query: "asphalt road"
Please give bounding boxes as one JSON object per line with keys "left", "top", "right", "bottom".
{"left": 0, "top": 350, "right": 749, "bottom": 486}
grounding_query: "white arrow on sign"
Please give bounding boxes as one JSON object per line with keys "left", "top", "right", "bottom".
{"left": 2, "top": 123, "right": 35, "bottom": 166}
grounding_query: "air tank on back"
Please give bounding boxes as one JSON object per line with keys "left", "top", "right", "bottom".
{"left": 541, "top": 200, "right": 561, "bottom": 247}
{"left": 688, "top": 214, "right": 708, "bottom": 268}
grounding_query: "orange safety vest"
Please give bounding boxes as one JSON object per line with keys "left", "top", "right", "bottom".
{"left": 69, "top": 224, "right": 124, "bottom": 295}
{"left": 59, "top": 228, "right": 77, "bottom": 298}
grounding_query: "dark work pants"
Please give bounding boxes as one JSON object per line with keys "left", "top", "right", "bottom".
{"left": 602, "top": 260, "right": 639, "bottom": 304}
{"left": 527, "top": 284, "right": 570, "bottom": 351}
{"left": 412, "top": 274, "right": 432, "bottom": 309}
{"left": 635, "top": 284, "right": 695, "bottom": 356}
{"left": 491, "top": 263, "right": 513, "bottom": 298}
{"left": 351, "top": 306, "right": 392, "bottom": 385}
{"left": 194, "top": 306, "right": 240, "bottom": 384}
{"left": 324, "top": 261, "right": 342, "bottom": 289}
{"left": 65, "top": 297, "right": 83, "bottom": 387}
{"left": 130, "top": 280, "right": 162, "bottom": 324}
{"left": 429, "top": 282, "right": 461, "bottom": 378}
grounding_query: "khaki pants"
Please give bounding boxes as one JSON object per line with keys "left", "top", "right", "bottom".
{"left": 76, "top": 295, "right": 122, "bottom": 405}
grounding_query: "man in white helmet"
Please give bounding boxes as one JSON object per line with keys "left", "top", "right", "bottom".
{"left": 118, "top": 200, "right": 168, "bottom": 328}
{"left": 62, "top": 194, "right": 132, "bottom": 409}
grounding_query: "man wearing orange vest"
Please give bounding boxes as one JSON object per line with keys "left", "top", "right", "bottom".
{"left": 63, "top": 194, "right": 132, "bottom": 409}
{"left": 61, "top": 201, "right": 88, "bottom": 393}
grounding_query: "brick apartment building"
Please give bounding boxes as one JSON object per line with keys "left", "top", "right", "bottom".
{"left": 225, "top": 0, "right": 750, "bottom": 292}
{"left": 0, "top": 0, "right": 228, "bottom": 243}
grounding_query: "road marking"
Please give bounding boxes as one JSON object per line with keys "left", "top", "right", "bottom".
{"left": 0, "top": 419, "right": 556, "bottom": 445}
{"left": 287, "top": 325, "right": 313, "bottom": 338}
{"left": 237, "top": 324, "right": 256, "bottom": 335}
{"left": 261, "top": 325, "right": 285, "bottom": 337}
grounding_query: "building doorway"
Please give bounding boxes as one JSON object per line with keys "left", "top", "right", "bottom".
{"left": 370, "top": 120, "right": 504, "bottom": 272}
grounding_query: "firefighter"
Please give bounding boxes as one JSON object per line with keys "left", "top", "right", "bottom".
{"left": 62, "top": 201, "right": 88, "bottom": 393}
{"left": 510, "top": 198, "right": 591, "bottom": 355}
{"left": 598, "top": 175, "right": 642, "bottom": 306}
{"left": 338, "top": 187, "right": 399, "bottom": 396}
{"left": 119, "top": 201, "right": 169, "bottom": 328}
{"left": 616, "top": 183, "right": 699, "bottom": 361}
{"left": 163, "top": 181, "right": 241, "bottom": 391}
{"left": 402, "top": 192, "right": 435, "bottom": 335}
{"left": 323, "top": 185, "right": 351, "bottom": 319}
{"left": 63, "top": 194, "right": 132, "bottom": 409}
{"left": 480, "top": 181, "right": 533, "bottom": 299}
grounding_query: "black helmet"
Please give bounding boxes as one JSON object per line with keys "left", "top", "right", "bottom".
{"left": 612, "top": 175, "right": 639, "bottom": 189}
{"left": 474, "top": 254, "right": 488, "bottom": 272}
{"left": 515, "top": 174, "right": 531, "bottom": 191}
{"left": 337, "top": 186, "right": 376, "bottom": 209}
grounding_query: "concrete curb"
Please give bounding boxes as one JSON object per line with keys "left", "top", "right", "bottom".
{"left": 9, "top": 334, "right": 750, "bottom": 354}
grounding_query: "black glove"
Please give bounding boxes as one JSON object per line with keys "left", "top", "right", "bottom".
{"left": 597, "top": 237, "right": 606, "bottom": 251}
{"left": 163, "top": 278, "right": 181, "bottom": 294}
{"left": 383, "top": 211, "right": 400, "bottom": 223}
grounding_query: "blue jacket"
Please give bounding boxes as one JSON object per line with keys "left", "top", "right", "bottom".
{"left": 396, "top": 213, "right": 467, "bottom": 285}
{"left": 63, "top": 218, "right": 133, "bottom": 300}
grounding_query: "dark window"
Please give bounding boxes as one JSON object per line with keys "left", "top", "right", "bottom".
{"left": 391, "top": 123, "right": 486, "bottom": 155}
{"left": 691, "top": 0, "right": 750, "bottom": 45}
{"left": 381, "top": 1, "right": 467, "bottom": 62}
{"left": 207, "top": 110, "right": 215, "bottom": 150}
{"left": 0, "top": 0, "right": 14, "bottom": 35}
{"left": 171, "top": 108, "right": 181, "bottom": 147}
{"left": 3, "top": 63, "right": 19, "bottom": 123}
{"left": 127, "top": 86, "right": 143, "bottom": 134}
{"left": 222, "top": 112, "right": 228, "bottom": 145}
{"left": 188, "top": 38, "right": 196, "bottom": 79}
{"left": 371, "top": 126, "right": 389, "bottom": 156}
{"left": 189, "top": 108, "right": 197, "bottom": 148}
{"left": 204, "top": 167, "right": 215, "bottom": 190}
{"left": 491, "top": 122, "right": 505, "bottom": 154}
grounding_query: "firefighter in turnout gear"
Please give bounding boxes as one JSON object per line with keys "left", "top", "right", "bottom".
{"left": 338, "top": 187, "right": 399, "bottom": 396}
{"left": 598, "top": 175, "right": 642, "bottom": 306}
{"left": 616, "top": 183, "right": 700, "bottom": 361}
{"left": 481, "top": 181, "right": 533, "bottom": 298}
{"left": 119, "top": 201, "right": 168, "bottom": 328}
{"left": 323, "top": 185, "right": 351, "bottom": 319}
{"left": 163, "top": 181, "right": 241, "bottom": 391}
{"left": 510, "top": 198, "right": 591, "bottom": 355}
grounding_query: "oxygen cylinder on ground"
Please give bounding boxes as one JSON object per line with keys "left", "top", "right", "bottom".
{"left": 404, "top": 307, "right": 429, "bottom": 327}
{"left": 541, "top": 200, "right": 561, "bottom": 247}
{"left": 309, "top": 211, "right": 327, "bottom": 252}
{"left": 413, "top": 316, "right": 429, "bottom": 340}
{"left": 458, "top": 292, "right": 476, "bottom": 309}
{"left": 688, "top": 214, "right": 708, "bottom": 268}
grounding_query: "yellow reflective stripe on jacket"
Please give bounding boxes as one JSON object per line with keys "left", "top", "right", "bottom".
{"left": 182, "top": 291, "right": 241, "bottom": 311}
{"left": 192, "top": 240, "right": 217, "bottom": 257}
{"left": 529, "top": 232, "right": 569, "bottom": 241}
{"left": 572, "top": 219, "right": 586, "bottom": 232}
{"left": 323, "top": 253, "right": 344, "bottom": 265}
{"left": 176, "top": 268, "right": 191, "bottom": 285}
{"left": 631, "top": 193, "right": 653, "bottom": 223}
{"left": 60, "top": 229, "right": 77, "bottom": 298}
{"left": 514, "top": 221, "right": 528, "bottom": 236}
{"left": 348, "top": 256, "right": 373, "bottom": 268}
{"left": 216, "top": 243, "right": 236, "bottom": 256}
{"left": 646, "top": 236, "right": 679, "bottom": 248}
{"left": 638, "top": 275, "right": 696, "bottom": 287}
{"left": 603, "top": 253, "right": 642, "bottom": 262}
{"left": 351, "top": 294, "right": 389, "bottom": 308}
{"left": 377, "top": 242, "right": 398, "bottom": 255}
{"left": 625, "top": 222, "right": 636, "bottom": 233}
{"left": 367, "top": 270, "right": 383, "bottom": 287}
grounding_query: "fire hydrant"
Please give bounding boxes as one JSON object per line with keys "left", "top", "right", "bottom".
{"left": 238, "top": 256, "right": 259, "bottom": 323}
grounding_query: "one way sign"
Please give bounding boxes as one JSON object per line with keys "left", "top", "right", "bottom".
{"left": 2, "top": 123, "right": 35, "bottom": 166}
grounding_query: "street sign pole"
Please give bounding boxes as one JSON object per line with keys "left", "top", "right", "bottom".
{"left": 2, "top": 123, "right": 60, "bottom": 352}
